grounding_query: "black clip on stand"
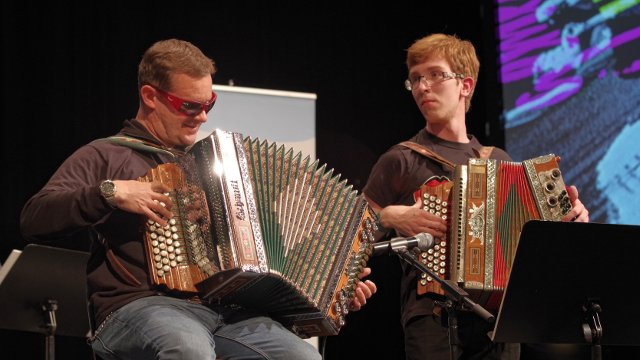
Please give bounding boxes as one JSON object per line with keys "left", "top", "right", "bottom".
{"left": 395, "top": 248, "right": 494, "bottom": 360}
{"left": 42, "top": 299, "right": 59, "bottom": 360}
{"left": 582, "top": 300, "right": 603, "bottom": 360}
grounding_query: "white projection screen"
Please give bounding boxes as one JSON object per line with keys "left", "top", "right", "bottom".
{"left": 201, "top": 84, "right": 316, "bottom": 160}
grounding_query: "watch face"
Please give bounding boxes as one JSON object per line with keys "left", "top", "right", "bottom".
{"left": 100, "top": 180, "right": 116, "bottom": 197}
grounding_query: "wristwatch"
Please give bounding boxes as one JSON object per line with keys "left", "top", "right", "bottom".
{"left": 99, "top": 180, "right": 117, "bottom": 208}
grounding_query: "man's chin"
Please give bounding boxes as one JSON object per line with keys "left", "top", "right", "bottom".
{"left": 178, "top": 134, "right": 198, "bottom": 148}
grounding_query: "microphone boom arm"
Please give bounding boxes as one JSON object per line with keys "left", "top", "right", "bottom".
{"left": 394, "top": 248, "right": 494, "bottom": 323}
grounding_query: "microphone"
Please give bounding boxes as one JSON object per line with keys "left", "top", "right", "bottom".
{"left": 372, "top": 233, "right": 436, "bottom": 256}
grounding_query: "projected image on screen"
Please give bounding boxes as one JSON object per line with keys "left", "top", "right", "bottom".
{"left": 497, "top": 0, "right": 640, "bottom": 224}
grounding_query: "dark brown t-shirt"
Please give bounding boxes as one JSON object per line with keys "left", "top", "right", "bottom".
{"left": 363, "top": 128, "right": 511, "bottom": 326}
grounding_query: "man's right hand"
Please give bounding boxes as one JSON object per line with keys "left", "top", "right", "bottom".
{"left": 378, "top": 198, "right": 447, "bottom": 239}
{"left": 110, "top": 180, "right": 173, "bottom": 226}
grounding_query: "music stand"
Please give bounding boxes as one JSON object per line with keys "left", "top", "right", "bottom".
{"left": 491, "top": 220, "right": 640, "bottom": 360}
{"left": 0, "top": 244, "right": 90, "bottom": 360}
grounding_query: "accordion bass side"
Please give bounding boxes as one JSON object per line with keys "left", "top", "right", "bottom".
{"left": 138, "top": 129, "right": 377, "bottom": 337}
{"left": 414, "top": 155, "right": 572, "bottom": 310}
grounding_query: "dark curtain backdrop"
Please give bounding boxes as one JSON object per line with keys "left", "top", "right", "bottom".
{"left": 1, "top": 2, "right": 508, "bottom": 359}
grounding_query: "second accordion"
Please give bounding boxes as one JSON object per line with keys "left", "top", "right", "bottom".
{"left": 138, "top": 129, "right": 376, "bottom": 337}
{"left": 413, "top": 154, "right": 572, "bottom": 310}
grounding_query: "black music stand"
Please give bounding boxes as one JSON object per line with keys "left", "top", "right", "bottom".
{"left": 0, "top": 244, "right": 90, "bottom": 360}
{"left": 491, "top": 220, "right": 640, "bottom": 360}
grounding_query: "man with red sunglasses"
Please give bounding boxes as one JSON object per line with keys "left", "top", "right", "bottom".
{"left": 20, "top": 38, "right": 374, "bottom": 360}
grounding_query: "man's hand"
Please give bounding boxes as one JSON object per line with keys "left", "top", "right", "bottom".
{"left": 562, "top": 185, "right": 589, "bottom": 223}
{"left": 111, "top": 180, "right": 173, "bottom": 226}
{"left": 348, "top": 267, "right": 377, "bottom": 311}
{"left": 378, "top": 198, "right": 447, "bottom": 238}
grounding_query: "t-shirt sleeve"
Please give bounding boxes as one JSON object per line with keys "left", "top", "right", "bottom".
{"left": 363, "top": 148, "right": 406, "bottom": 208}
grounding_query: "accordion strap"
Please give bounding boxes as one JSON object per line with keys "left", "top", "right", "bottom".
{"left": 93, "top": 136, "right": 184, "bottom": 158}
{"left": 399, "top": 141, "right": 455, "bottom": 169}
{"left": 91, "top": 229, "right": 142, "bottom": 287}
{"left": 476, "top": 146, "right": 494, "bottom": 159}
{"left": 399, "top": 141, "right": 495, "bottom": 168}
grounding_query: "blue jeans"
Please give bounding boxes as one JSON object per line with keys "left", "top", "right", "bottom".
{"left": 90, "top": 296, "right": 321, "bottom": 360}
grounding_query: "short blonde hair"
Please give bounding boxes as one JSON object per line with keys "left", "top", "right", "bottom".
{"left": 407, "top": 34, "right": 480, "bottom": 112}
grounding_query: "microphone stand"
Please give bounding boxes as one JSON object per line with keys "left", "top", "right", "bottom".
{"left": 394, "top": 248, "right": 494, "bottom": 360}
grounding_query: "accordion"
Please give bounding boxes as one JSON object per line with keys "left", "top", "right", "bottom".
{"left": 413, "top": 154, "right": 572, "bottom": 310}
{"left": 138, "top": 129, "right": 376, "bottom": 337}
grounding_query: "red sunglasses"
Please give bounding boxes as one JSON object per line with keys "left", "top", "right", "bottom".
{"left": 153, "top": 86, "right": 217, "bottom": 116}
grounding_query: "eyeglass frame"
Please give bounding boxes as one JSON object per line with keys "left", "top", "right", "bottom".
{"left": 404, "top": 71, "right": 465, "bottom": 91}
{"left": 152, "top": 85, "right": 217, "bottom": 116}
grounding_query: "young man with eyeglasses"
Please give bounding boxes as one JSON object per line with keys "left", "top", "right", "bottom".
{"left": 20, "top": 38, "right": 375, "bottom": 360}
{"left": 362, "top": 33, "right": 589, "bottom": 360}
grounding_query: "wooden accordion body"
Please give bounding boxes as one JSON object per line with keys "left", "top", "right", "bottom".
{"left": 138, "top": 129, "right": 376, "bottom": 337}
{"left": 414, "top": 155, "right": 572, "bottom": 310}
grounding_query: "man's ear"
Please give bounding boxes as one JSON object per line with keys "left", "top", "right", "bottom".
{"left": 460, "top": 77, "right": 474, "bottom": 97}
{"left": 139, "top": 85, "right": 157, "bottom": 110}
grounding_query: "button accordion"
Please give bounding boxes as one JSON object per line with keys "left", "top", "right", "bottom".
{"left": 138, "top": 129, "right": 377, "bottom": 337}
{"left": 414, "top": 155, "right": 572, "bottom": 310}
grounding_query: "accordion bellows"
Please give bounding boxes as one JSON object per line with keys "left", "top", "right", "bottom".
{"left": 414, "top": 155, "right": 572, "bottom": 310}
{"left": 138, "top": 129, "right": 376, "bottom": 337}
